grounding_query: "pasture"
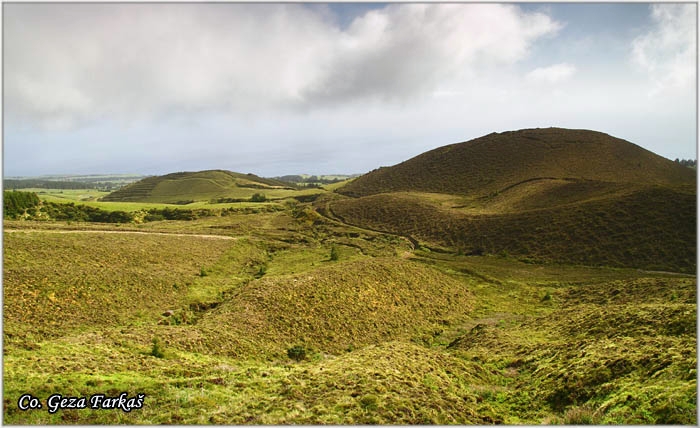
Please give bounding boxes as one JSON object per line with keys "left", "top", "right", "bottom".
{"left": 3, "top": 200, "right": 696, "bottom": 424}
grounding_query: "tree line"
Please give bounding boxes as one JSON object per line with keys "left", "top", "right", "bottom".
{"left": 4, "top": 191, "right": 284, "bottom": 224}
{"left": 4, "top": 190, "right": 41, "bottom": 219}
{"left": 674, "top": 158, "right": 696, "bottom": 168}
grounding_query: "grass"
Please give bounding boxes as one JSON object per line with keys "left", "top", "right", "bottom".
{"left": 3, "top": 190, "right": 696, "bottom": 424}
{"left": 18, "top": 187, "right": 316, "bottom": 213}
{"left": 100, "top": 169, "right": 321, "bottom": 204}
{"left": 3, "top": 231, "right": 237, "bottom": 344}
{"left": 329, "top": 184, "right": 696, "bottom": 273}
{"left": 331, "top": 128, "right": 695, "bottom": 274}
{"left": 338, "top": 127, "right": 695, "bottom": 198}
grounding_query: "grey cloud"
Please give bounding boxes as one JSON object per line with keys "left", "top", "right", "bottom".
{"left": 300, "top": 4, "right": 562, "bottom": 105}
{"left": 4, "top": 3, "right": 561, "bottom": 130}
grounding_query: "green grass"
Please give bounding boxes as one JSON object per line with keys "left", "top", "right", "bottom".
{"left": 329, "top": 184, "right": 696, "bottom": 273}
{"left": 18, "top": 187, "right": 315, "bottom": 213}
{"left": 3, "top": 200, "right": 696, "bottom": 424}
{"left": 24, "top": 188, "right": 111, "bottom": 202}
{"left": 100, "top": 170, "right": 321, "bottom": 204}
{"left": 338, "top": 127, "right": 695, "bottom": 198}
{"left": 3, "top": 231, "right": 237, "bottom": 343}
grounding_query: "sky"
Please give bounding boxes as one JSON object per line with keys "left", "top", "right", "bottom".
{"left": 3, "top": 2, "right": 697, "bottom": 177}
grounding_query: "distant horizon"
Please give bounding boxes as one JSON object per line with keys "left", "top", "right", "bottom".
{"left": 3, "top": 170, "right": 366, "bottom": 180}
{"left": 4, "top": 3, "right": 696, "bottom": 177}
{"left": 4, "top": 126, "right": 697, "bottom": 180}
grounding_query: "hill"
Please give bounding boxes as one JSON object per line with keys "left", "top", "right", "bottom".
{"left": 338, "top": 128, "right": 694, "bottom": 198}
{"left": 101, "top": 169, "right": 296, "bottom": 203}
{"left": 328, "top": 128, "right": 696, "bottom": 272}
{"left": 176, "top": 258, "right": 474, "bottom": 357}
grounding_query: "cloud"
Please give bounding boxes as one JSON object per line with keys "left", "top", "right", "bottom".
{"left": 301, "top": 4, "right": 562, "bottom": 104}
{"left": 526, "top": 63, "right": 577, "bottom": 83}
{"left": 631, "top": 3, "right": 696, "bottom": 96}
{"left": 4, "top": 3, "right": 561, "bottom": 130}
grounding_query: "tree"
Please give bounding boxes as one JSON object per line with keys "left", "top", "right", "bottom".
{"left": 250, "top": 193, "right": 267, "bottom": 202}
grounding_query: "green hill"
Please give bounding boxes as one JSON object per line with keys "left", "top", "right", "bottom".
{"left": 338, "top": 128, "right": 694, "bottom": 198}
{"left": 101, "top": 170, "right": 296, "bottom": 203}
{"left": 170, "top": 258, "right": 473, "bottom": 358}
{"left": 329, "top": 128, "right": 696, "bottom": 272}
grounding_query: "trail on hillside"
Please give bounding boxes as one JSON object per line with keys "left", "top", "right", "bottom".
{"left": 3, "top": 228, "right": 237, "bottom": 240}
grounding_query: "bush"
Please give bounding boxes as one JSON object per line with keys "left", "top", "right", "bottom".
{"left": 250, "top": 193, "right": 267, "bottom": 202}
{"left": 150, "top": 337, "right": 165, "bottom": 358}
{"left": 287, "top": 345, "right": 306, "bottom": 361}
{"left": 562, "top": 405, "right": 600, "bottom": 425}
{"left": 330, "top": 245, "right": 339, "bottom": 261}
{"left": 4, "top": 190, "right": 40, "bottom": 219}
{"left": 359, "top": 394, "right": 379, "bottom": 411}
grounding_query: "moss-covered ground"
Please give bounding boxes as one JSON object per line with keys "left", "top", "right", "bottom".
{"left": 3, "top": 204, "right": 696, "bottom": 424}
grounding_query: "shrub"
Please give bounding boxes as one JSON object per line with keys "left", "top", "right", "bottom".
{"left": 150, "top": 337, "right": 165, "bottom": 358}
{"left": 359, "top": 394, "right": 379, "bottom": 411}
{"left": 562, "top": 405, "right": 600, "bottom": 425}
{"left": 250, "top": 193, "right": 267, "bottom": 202}
{"left": 287, "top": 345, "right": 306, "bottom": 361}
{"left": 330, "top": 245, "right": 339, "bottom": 261}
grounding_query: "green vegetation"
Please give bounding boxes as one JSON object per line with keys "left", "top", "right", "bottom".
{"left": 287, "top": 345, "right": 307, "bottom": 361}
{"left": 675, "top": 158, "right": 697, "bottom": 168}
{"left": 3, "top": 128, "right": 696, "bottom": 424}
{"left": 339, "top": 128, "right": 694, "bottom": 198}
{"left": 3, "top": 190, "right": 40, "bottom": 219}
{"left": 38, "top": 201, "right": 134, "bottom": 223}
{"left": 150, "top": 337, "right": 166, "bottom": 359}
{"left": 329, "top": 245, "right": 339, "bottom": 261}
{"left": 4, "top": 174, "right": 145, "bottom": 191}
{"left": 330, "top": 184, "right": 696, "bottom": 272}
{"left": 330, "top": 128, "right": 696, "bottom": 273}
{"left": 250, "top": 192, "right": 267, "bottom": 202}
{"left": 4, "top": 203, "right": 695, "bottom": 424}
{"left": 101, "top": 170, "right": 299, "bottom": 203}
{"left": 5, "top": 179, "right": 97, "bottom": 190}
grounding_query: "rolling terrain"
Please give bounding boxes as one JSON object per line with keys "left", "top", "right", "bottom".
{"left": 3, "top": 212, "right": 695, "bottom": 424}
{"left": 100, "top": 170, "right": 297, "bottom": 203}
{"left": 3, "top": 127, "right": 696, "bottom": 424}
{"left": 329, "top": 128, "right": 696, "bottom": 272}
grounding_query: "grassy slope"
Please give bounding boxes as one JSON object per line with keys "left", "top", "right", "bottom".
{"left": 101, "top": 170, "right": 302, "bottom": 203}
{"left": 329, "top": 184, "right": 696, "bottom": 272}
{"left": 330, "top": 128, "right": 696, "bottom": 272}
{"left": 338, "top": 128, "right": 695, "bottom": 198}
{"left": 3, "top": 208, "right": 696, "bottom": 424}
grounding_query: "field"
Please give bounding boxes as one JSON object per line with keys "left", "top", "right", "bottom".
{"left": 99, "top": 170, "right": 314, "bottom": 204}
{"left": 3, "top": 199, "right": 696, "bottom": 424}
{"left": 3, "top": 129, "right": 696, "bottom": 424}
{"left": 23, "top": 187, "right": 321, "bottom": 213}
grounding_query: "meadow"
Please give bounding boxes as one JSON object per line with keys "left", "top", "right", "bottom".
{"left": 3, "top": 194, "right": 696, "bottom": 424}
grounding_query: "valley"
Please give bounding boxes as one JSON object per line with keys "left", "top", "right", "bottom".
{"left": 3, "top": 128, "right": 696, "bottom": 424}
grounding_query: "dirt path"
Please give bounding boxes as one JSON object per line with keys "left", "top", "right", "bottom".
{"left": 3, "top": 228, "right": 237, "bottom": 240}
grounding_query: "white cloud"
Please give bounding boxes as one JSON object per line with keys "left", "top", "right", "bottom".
{"left": 4, "top": 3, "right": 561, "bottom": 130}
{"left": 526, "top": 63, "right": 577, "bottom": 83}
{"left": 631, "top": 3, "right": 696, "bottom": 96}
{"left": 302, "top": 4, "right": 562, "bottom": 104}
